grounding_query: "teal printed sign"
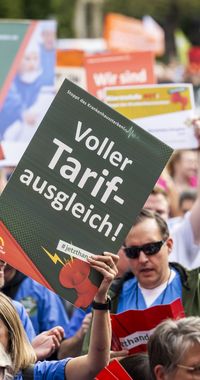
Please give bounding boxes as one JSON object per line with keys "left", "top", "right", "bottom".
{"left": 0, "top": 21, "right": 30, "bottom": 90}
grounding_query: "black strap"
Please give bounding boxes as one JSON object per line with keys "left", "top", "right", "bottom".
{"left": 169, "top": 262, "right": 190, "bottom": 290}
{"left": 22, "top": 365, "right": 34, "bottom": 380}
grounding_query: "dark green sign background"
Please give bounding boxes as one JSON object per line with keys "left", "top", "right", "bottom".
{"left": 0, "top": 79, "right": 173, "bottom": 304}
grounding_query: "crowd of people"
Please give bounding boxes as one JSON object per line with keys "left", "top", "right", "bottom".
{"left": 0, "top": 118, "right": 199, "bottom": 379}
{"left": 0, "top": 28, "right": 200, "bottom": 376}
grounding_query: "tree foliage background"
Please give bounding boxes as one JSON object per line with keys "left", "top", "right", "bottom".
{"left": 0, "top": 0, "right": 75, "bottom": 37}
{"left": 0, "top": 0, "right": 200, "bottom": 58}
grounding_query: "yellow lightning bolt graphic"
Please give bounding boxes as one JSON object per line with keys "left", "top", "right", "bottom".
{"left": 42, "top": 247, "right": 65, "bottom": 265}
{"left": 0, "top": 236, "right": 5, "bottom": 254}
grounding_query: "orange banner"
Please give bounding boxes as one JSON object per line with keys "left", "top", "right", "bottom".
{"left": 56, "top": 49, "right": 85, "bottom": 67}
{"left": 84, "top": 51, "right": 155, "bottom": 100}
{"left": 104, "top": 13, "right": 165, "bottom": 56}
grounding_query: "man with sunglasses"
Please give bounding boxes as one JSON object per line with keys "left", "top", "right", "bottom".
{"left": 113, "top": 208, "right": 200, "bottom": 316}
{"left": 82, "top": 207, "right": 200, "bottom": 355}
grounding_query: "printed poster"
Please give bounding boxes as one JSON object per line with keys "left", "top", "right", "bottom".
{"left": 105, "top": 83, "right": 198, "bottom": 150}
{"left": 111, "top": 299, "right": 185, "bottom": 354}
{"left": 0, "top": 19, "right": 57, "bottom": 166}
{"left": 84, "top": 51, "right": 155, "bottom": 101}
{"left": 0, "top": 79, "right": 172, "bottom": 309}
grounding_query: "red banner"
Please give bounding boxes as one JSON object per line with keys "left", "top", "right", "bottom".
{"left": 95, "top": 359, "right": 132, "bottom": 380}
{"left": 111, "top": 299, "right": 185, "bottom": 354}
{"left": 0, "top": 221, "right": 53, "bottom": 290}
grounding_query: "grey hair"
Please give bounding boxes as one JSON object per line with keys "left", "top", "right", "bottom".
{"left": 148, "top": 317, "right": 200, "bottom": 378}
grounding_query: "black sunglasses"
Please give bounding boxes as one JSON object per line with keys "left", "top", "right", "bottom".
{"left": 123, "top": 240, "right": 165, "bottom": 259}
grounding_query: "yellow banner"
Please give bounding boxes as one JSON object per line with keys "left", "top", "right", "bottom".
{"left": 106, "top": 85, "right": 193, "bottom": 120}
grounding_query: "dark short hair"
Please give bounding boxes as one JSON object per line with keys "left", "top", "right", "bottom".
{"left": 179, "top": 190, "right": 197, "bottom": 208}
{"left": 133, "top": 208, "right": 170, "bottom": 241}
{"left": 120, "top": 353, "right": 152, "bottom": 380}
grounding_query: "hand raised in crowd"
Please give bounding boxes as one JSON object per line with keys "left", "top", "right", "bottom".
{"left": 32, "top": 325, "right": 64, "bottom": 360}
{"left": 88, "top": 251, "right": 118, "bottom": 301}
{"left": 65, "top": 252, "right": 118, "bottom": 380}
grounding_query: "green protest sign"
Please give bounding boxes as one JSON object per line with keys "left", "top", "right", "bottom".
{"left": 0, "top": 79, "right": 173, "bottom": 308}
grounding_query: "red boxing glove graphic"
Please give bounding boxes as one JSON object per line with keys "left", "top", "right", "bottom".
{"left": 170, "top": 92, "right": 188, "bottom": 110}
{"left": 59, "top": 258, "right": 98, "bottom": 308}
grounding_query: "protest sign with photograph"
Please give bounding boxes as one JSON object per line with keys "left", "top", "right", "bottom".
{"left": 84, "top": 51, "right": 155, "bottom": 100}
{"left": 105, "top": 83, "right": 197, "bottom": 149}
{"left": 95, "top": 359, "right": 132, "bottom": 380}
{"left": 0, "top": 79, "right": 172, "bottom": 309}
{"left": 0, "top": 19, "right": 57, "bottom": 166}
{"left": 111, "top": 298, "right": 185, "bottom": 354}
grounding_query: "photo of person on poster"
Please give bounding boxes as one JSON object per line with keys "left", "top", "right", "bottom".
{"left": 0, "top": 20, "right": 56, "bottom": 144}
